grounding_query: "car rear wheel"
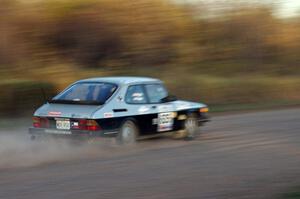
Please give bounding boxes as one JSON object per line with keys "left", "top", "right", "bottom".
{"left": 116, "top": 120, "right": 138, "bottom": 145}
{"left": 184, "top": 114, "right": 199, "bottom": 140}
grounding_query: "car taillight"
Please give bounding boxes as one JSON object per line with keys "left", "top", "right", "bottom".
{"left": 33, "top": 117, "right": 41, "bottom": 128}
{"left": 33, "top": 117, "right": 49, "bottom": 128}
{"left": 77, "top": 119, "right": 101, "bottom": 131}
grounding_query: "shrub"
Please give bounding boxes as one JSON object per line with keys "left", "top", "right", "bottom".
{"left": 0, "top": 80, "right": 56, "bottom": 117}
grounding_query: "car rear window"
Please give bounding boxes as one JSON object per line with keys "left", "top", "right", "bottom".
{"left": 51, "top": 82, "right": 117, "bottom": 105}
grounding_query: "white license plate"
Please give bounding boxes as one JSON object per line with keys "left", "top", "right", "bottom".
{"left": 56, "top": 120, "right": 70, "bottom": 130}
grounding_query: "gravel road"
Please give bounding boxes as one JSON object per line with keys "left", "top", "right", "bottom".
{"left": 0, "top": 108, "right": 299, "bottom": 199}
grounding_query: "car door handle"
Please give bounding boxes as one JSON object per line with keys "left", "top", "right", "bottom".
{"left": 151, "top": 106, "right": 157, "bottom": 109}
{"left": 113, "top": 109, "right": 127, "bottom": 112}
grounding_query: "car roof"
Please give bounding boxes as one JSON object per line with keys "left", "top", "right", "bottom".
{"left": 76, "top": 76, "right": 162, "bottom": 85}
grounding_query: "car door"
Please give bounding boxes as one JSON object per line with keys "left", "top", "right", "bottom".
{"left": 144, "top": 83, "right": 176, "bottom": 133}
{"left": 124, "top": 84, "right": 157, "bottom": 135}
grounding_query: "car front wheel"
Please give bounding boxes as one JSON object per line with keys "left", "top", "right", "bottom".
{"left": 184, "top": 114, "right": 199, "bottom": 140}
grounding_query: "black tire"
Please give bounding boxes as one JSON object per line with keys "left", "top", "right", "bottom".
{"left": 183, "top": 114, "right": 199, "bottom": 140}
{"left": 116, "top": 120, "right": 138, "bottom": 145}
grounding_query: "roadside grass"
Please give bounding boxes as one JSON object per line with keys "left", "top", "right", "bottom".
{"left": 1, "top": 64, "right": 300, "bottom": 119}
{"left": 0, "top": 118, "right": 31, "bottom": 130}
{"left": 209, "top": 100, "right": 300, "bottom": 113}
{"left": 161, "top": 72, "right": 300, "bottom": 110}
{"left": 282, "top": 192, "right": 300, "bottom": 199}
{"left": 280, "top": 187, "right": 300, "bottom": 199}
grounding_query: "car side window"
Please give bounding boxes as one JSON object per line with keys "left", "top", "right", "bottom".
{"left": 125, "top": 85, "right": 147, "bottom": 104}
{"left": 145, "top": 84, "right": 168, "bottom": 103}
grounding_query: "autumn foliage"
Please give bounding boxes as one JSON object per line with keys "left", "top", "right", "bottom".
{"left": 1, "top": 0, "right": 299, "bottom": 73}
{"left": 0, "top": 0, "right": 300, "bottom": 115}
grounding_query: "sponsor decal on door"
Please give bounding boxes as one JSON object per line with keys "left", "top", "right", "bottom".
{"left": 157, "top": 112, "right": 174, "bottom": 132}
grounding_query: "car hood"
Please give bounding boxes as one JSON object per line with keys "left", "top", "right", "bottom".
{"left": 34, "top": 103, "right": 101, "bottom": 118}
{"left": 170, "top": 100, "right": 207, "bottom": 111}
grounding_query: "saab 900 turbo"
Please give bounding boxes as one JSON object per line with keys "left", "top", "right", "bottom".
{"left": 29, "top": 77, "right": 209, "bottom": 144}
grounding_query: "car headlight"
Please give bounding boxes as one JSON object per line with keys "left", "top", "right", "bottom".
{"left": 199, "top": 107, "right": 209, "bottom": 113}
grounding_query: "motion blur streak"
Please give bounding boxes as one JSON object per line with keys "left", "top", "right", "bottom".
{"left": 0, "top": 0, "right": 300, "bottom": 116}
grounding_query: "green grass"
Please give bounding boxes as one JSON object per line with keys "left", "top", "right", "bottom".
{"left": 281, "top": 187, "right": 300, "bottom": 199}
{"left": 1, "top": 64, "right": 300, "bottom": 117}
{"left": 209, "top": 100, "right": 300, "bottom": 113}
{"left": 282, "top": 193, "right": 300, "bottom": 199}
{"left": 0, "top": 118, "right": 32, "bottom": 130}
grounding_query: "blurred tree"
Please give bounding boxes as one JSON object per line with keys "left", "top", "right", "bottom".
{"left": 0, "top": 0, "right": 299, "bottom": 73}
{"left": 196, "top": 6, "right": 282, "bottom": 69}
{"left": 0, "top": 0, "right": 19, "bottom": 66}
{"left": 47, "top": 12, "right": 123, "bottom": 67}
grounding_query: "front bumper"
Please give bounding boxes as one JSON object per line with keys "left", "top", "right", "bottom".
{"left": 198, "top": 113, "right": 210, "bottom": 125}
{"left": 28, "top": 127, "right": 118, "bottom": 138}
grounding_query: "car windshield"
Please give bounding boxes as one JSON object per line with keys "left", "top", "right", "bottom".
{"left": 51, "top": 82, "right": 117, "bottom": 105}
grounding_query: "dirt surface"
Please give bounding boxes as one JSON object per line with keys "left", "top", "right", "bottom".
{"left": 0, "top": 108, "right": 299, "bottom": 199}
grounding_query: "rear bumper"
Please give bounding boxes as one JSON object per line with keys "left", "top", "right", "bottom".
{"left": 28, "top": 127, "right": 118, "bottom": 138}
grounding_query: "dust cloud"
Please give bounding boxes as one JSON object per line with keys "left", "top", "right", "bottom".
{"left": 0, "top": 132, "right": 123, "bottom": 169}
{"left": 0, "top": 129, "right": 187, "bottom": 169}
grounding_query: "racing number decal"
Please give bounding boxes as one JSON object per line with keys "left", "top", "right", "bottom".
{"left": 158, "top": 112, "right": 174, "bottom": 132}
